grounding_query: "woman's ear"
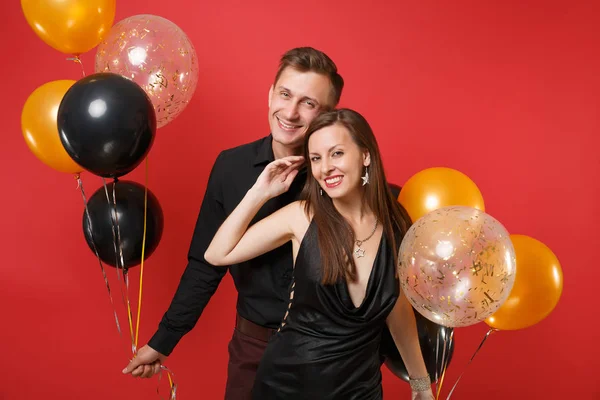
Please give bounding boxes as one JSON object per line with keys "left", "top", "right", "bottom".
{"left": 363, "top": 151, "right": 371, "bottom": 167}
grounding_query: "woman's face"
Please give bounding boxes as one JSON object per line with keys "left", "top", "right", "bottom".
{"left": 308, "top": 123, "right": 370, "bottom": 199}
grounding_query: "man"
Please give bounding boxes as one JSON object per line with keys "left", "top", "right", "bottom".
{"left": 122, "top": 47, "right": 345, "bottom": 399}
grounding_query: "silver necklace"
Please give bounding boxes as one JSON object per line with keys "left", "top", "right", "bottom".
{"left": 354, "top": 219, "right": 379, "bottom": 258}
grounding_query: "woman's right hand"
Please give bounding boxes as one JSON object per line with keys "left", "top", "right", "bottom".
{"left": 253, "top": 156, "right": 304, "bottom": 199}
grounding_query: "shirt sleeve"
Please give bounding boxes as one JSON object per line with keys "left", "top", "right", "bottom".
{"left": 148, "top": 151, "right": 229, "bottom": 356}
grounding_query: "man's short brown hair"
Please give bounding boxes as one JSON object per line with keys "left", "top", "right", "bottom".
{"left": 274, "top": 47, "right": 344, "bottom": 107}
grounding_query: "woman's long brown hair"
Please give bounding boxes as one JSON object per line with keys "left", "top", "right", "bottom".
{"left": 301, "top": 108, "right": 412, "bottom": 284}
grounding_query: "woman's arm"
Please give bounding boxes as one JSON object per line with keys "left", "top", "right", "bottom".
{"left": 204, "top": 156, "right": 304, "bottom": 267}
{"left": 386, "top": 289, "right": 435, "bottom": 399}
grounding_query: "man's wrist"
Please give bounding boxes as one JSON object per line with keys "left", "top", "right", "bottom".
{"left": 147, "top": 328, "right": 181, "bottom": 357}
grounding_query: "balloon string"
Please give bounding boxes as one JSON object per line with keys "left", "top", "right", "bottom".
{"left": 67, "top": 55, "right": 86, "bottom": 77}
{"left": 76, "top": 174, "right": 124, "bottom": 341}
{"left": 97, "top": 172, "right": 176, "bottom": 398}
{"left": 102, "top": 178, "right": 137, "bottom": 356}
{"left": 445, "top": 328, "right": 497, "bottom": 399}
{"left": 433, "top": 325, "right": 445, "bottom": 394}
{"left": 84, "top": 174, "right": 176, "bottom": 398}
{"left": 434, "top": 328, "right": 449, "bottom": 396}
{"left": 157, "top": 365, "right": 178, "bottom": 400}
{"left": 124, "top": 270, "right": 136, "bottom": 354}
{"left": 114, "top": 179, "right": 137, "bottom": 355}
{"left": 132, "top": 158, "right": 178, "bottom": 399}
{"left": 435, "top": 328, "right": 454, "bottom": 400}
{"left": 434, "top": 325, "right": 441, "bottom": 384}
{"left": 135, "top": 157, "right": 148, "bottom": 349}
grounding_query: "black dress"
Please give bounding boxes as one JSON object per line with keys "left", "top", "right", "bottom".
{"left": 252, "top": 219, "right": 400, "bottom": 399}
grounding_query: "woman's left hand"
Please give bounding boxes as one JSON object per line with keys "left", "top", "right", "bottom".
{"left": 412, "top": 388, "right": 435, "bottom": 400}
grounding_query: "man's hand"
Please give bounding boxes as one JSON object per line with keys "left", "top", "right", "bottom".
{"left": 122, "top": 344, "right": 167, "bottom": 379}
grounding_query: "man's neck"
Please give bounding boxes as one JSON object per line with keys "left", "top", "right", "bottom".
{"left": 272, "top": 140, "right": 302, "bottom": 160}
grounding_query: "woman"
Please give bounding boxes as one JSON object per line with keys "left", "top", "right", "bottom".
{"left": 205, "top": 109, "right": 434, "bottom": 399}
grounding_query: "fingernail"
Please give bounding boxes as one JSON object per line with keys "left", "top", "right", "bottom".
{"left": 122, "top": 368, "right": 127, "bottom": 373}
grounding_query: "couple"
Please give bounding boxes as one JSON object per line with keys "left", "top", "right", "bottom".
{"left": 123, "top": 47, "right": 434, "bottom": 399}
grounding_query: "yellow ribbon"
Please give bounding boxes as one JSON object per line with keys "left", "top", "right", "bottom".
{"left": 135, "top": 156, "right": 149, "bottom": 350}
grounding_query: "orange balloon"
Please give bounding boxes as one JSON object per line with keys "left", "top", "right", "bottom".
{"left": 398, "top": 167, "right": 485, "bottom": 222}
{"left": 22, "top": 80, "right": 82, "bottom": 174}
{"left": 21, "top": 0, "right": 116, "bottom": 55}
{"left": 485, "top": 234, "right": 563, "bottom": 331}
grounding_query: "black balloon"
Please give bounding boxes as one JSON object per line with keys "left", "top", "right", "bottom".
{"left": 380, "top": 308, "right": 455, "bottom": 383}
{"left": 83, "top": 181, "right": 163, "bottom": 269}
{"left": 389, "top": 183, "right": 402, "bottom": 199}
{"left": 58, "top": 73, "right": 156, "bottom": 178}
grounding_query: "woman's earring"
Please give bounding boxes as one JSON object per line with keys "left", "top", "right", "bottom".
{"left": 361, "top": 167, "right": 370, "bottom": 186}
{"left": 320, "top": 188, "right": 323, "bottom": 196}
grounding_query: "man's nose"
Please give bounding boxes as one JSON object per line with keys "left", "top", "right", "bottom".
{"left": 282, "top": 101, "right": 300, "bottom": 120}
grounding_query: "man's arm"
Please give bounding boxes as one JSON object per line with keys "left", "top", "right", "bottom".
{"left": 149, "top": 151, "right": 229, "bottom": 355}
{"left": 122, "top": 152, "right": 229, "bottom": 378}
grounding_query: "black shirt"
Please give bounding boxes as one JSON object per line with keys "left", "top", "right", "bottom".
{"left": 149, "top": 135, "right": 306, "bottom": 356}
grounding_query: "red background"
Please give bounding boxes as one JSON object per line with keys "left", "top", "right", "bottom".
{"left": 1, "top": 0, "right": 598, "bottom": 399}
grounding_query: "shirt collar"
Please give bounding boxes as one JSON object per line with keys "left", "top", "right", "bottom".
{"left": 253, "top": 134, "right": 309, "bottom": 179}
{"left": 253, "top": 134, "right": 275, "bottom": 166}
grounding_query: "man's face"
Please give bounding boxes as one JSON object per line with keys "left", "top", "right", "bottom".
{"left": 268, "top": 67, "right": 334, "bottom": 149}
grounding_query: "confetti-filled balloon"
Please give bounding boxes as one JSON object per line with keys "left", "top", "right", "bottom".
{"left": 95, "top": 14, "right": 198, "bottom": 128}
{"left": 398, "top": 206, "right": 516, "bottom": 328}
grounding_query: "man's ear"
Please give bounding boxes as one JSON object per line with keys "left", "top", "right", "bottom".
{"left": 268, "top": 84, "right": 273, "bottom": 108}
